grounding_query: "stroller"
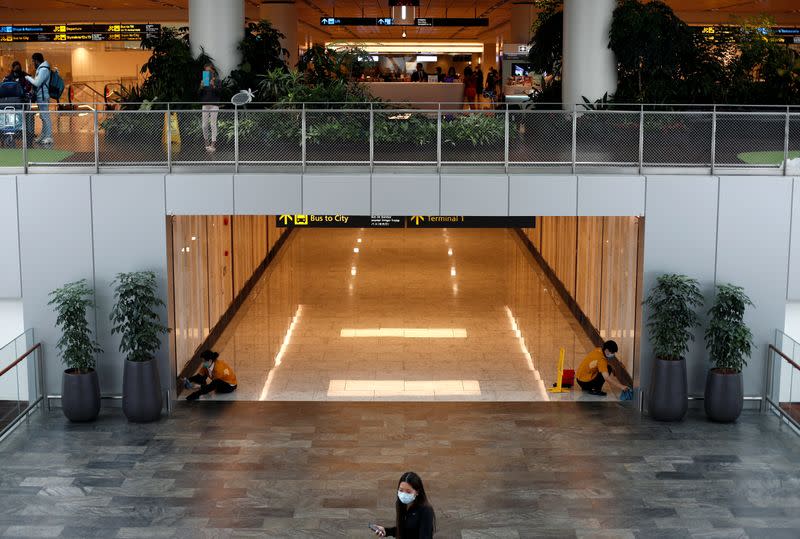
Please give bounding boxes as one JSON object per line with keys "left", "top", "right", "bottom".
{"left": 0, "top": 80, "right": 30, "bottom": 147}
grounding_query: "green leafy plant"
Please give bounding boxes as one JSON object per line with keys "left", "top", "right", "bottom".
{"left": 134, "top": 26, "right": 212, "bottom": 105}
{"left": 229, "top": 20, "right": 289, "bottom": 94}
{"left": 580, "top": 92, "right": 610, "bottom": 111}
{"left": 48, "top": 279, "right": 102, "bottom": 372}
{"left": 442, "top": 113, "right": 506, "bottom": 147}
{"left": 643, "top": 274, "right": 704, "bottom": 360}
{"left": 705, "top": 283, "right": 754, "bottom": 373}
{"left": 110, "top": 272, "right": 167, "bottom": 362}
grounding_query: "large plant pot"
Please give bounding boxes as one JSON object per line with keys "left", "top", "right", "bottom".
{"left": 62, "top": 368, "right": 100, "bottom": 422}
{"left": 122, "top": 358, "right": 163, "bottom": 423}
{"left": 648, "top": 357, "right": 688, "bottom": 421}
{"left": 704, "top": 369, "right": 743, "bottom": 423}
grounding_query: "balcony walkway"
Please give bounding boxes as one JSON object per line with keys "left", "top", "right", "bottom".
{"left": 0, "top": 402, "right": 798, "bottom": 538}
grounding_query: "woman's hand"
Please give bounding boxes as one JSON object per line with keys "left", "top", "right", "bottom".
{"left": 373, "top": 525, "right": 386, "bottom": 537}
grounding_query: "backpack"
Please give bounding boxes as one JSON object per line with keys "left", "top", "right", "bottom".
{"left": 48, "top": 68, "right": 65, "bottom": 101}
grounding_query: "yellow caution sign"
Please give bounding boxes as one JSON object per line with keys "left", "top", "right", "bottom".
{"left": 548, "top": 348, "right": 571, "bottom": 393}
{"left": 162, "top": 112, "right": 181, "bottom": 153}
{"left": 410, "top": 216, "right": 425, "bottom": 226}
{"left": 294, "top": 214, "right": 308, "bottom": 225}
{"left": 278, "top": 215, "right": 294, "bottom": 225}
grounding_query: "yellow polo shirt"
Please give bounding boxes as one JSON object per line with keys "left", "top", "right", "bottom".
{"left": 576, "top": 348, "right": 610, "bottom": 383}
{"left": 200, "top": 359, "right": 237, "bottom": 386}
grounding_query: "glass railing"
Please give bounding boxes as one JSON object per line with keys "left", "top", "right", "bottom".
{"left": 0, "top": 329, "right": 44, "bottom": 442}
{"left": 0, "top": 102, "right": 797, "bottom": 172}
{"left": 764, "top": 329, "right": 800, "bottom": 431}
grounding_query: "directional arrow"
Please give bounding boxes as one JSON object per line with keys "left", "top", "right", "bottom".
{"left": 278, "top": 215, "right": 294, "bottom": 225}
{"left": 410, "top": 216, "right": 425, "bottom": 226}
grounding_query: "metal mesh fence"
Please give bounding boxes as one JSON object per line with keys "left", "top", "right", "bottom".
{"left": 0, "top": 106, "right": 27, "bottom": 167}
{"left": 714, "top": 112, "right": 785, "bottom": 168}
{"left": 643, "top": 112, "right": 713, "bottom": 167}
{"left": 576, "top": 111, "right": 639, "bottom": 166}
{"left": 172, "top": 109, "right": 235, "bottom": 165}
{"left": 508, "top": 110, "right": 572, "bottom": 165}
{"left": 26, "top": 109, "right": 95, "bottom": 167}
{"left": 305, "top": 110, "right": 370, "bottom": 164}
{"left": 238, "top": 110, "right": 302, "bottom": 164}
{"left": 788, "top": 114, "right": 800, "bottom": 168}
{"left": 440, "top": 110, "right": 505, "bottom": 164}
{"left": 99, "top": 110, "right": 166, "bottom": 167}
{"left": 373, "top": 110, "right": 437, "bottom": 164}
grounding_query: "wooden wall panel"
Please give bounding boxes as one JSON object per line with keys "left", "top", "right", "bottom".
{"left": 206, "top": 215, "right": 233, "bottom": 326}
{"left": 232, "top": 216, "right": 250, "bottom": 296}
{"left": 172, "top": 216, "right": 210, "bottom": 371}
{"left": 555, "top": 217, "right": 577, "bottom": 297}
{"left": 576, "top": 217, "right": 603, "bottom": 326}
{"left": 599, "top": 216, "right": 640, "bottom": 374}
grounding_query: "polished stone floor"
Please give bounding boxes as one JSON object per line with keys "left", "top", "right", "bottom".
{"left": 0, "top": 402, "right": 799, "bottom": 538}
{"left": 211, "top": 228, "right": 601, "bottom": 402}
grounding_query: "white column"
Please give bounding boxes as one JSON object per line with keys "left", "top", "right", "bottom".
{"left": 562, "top": 0, "right": 617, "bottom": 105}
{"left": 189, "top": 0, "right": 245, "bottom": 77}
{"left": 260, "top": 1, "right": 298, "bottom": 66}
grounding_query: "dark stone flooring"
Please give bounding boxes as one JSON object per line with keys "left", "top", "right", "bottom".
{"left": 0, "top": 402, "right": 798, "bottom": 538}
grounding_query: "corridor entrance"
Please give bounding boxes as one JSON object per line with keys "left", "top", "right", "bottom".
{"left": 168, "top": 217, "right": 642, "bottom": 402}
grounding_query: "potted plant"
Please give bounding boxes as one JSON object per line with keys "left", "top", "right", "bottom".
{"left": 643, "top": 274, "right": 703, "bottom": 421}
{"left": 110, "top": 271, "right": 168, "bottom": 423}
{"left": 48, "top": 279, "right": 102, "bottom": 422}
{"left": 704, "top": 283, "right": 754, "bottom": 422}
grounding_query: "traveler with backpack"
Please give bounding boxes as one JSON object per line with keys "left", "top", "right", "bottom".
{"left": 25, "top": 52, "right": 62, "bottom": 145}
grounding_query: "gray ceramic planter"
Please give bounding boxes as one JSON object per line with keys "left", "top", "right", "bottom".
{"left": 122, "top": 358, "right": 163, "bottom": 423}
{"left": 648, "top": 357, "right": 688, "bottom": 421}
{"left": 704, "top": 369, "right": 743, "bottom": 423}
{"left": 62, "top": 368, "right": 100, "bottom": 422}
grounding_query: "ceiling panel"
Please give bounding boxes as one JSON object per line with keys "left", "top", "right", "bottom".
{"left": 1, "top": 0, "right": 798, "bottom": 40}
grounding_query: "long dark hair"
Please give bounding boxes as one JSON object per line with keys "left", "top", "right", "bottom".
{"left": 395, "top": 471, "right": 436, "bottom": 537}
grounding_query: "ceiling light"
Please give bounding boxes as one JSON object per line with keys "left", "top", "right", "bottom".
{"left": 402, "top": 30, "right": 407, "bottom": 38}
{"left": 353, "top": 247, "right": 360, "bottom": 253}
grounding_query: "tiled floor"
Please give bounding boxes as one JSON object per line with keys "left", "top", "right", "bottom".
{"left": 0, "top": 402, "right": 798, "bottom": 538}
{"left": 208, "top": 228, "right": 603, "bottom": 402}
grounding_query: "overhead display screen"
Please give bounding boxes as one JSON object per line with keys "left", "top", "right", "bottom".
{"left": 0, "top": 23, "right": 160, "bottom": 42}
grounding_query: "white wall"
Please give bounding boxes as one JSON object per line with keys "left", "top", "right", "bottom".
{"left": 0, "top": 175, "right": 21, "bottom": 299}
{"left": 788, "top": 178, "right": 800, "bottom": 301}
{"left": 18, "top": 175, "right": 96, "bottom": 395}
{"left": 0, "top": 299, "right": 26, "bottom": 401}
{"left": 786, "top": 303, "right": 800, "bottom": 342}
{"left": 91, "top": 175, "right": 169, "bottom": 393}
{"left": 642, "top": 176, "right": 719, "bottom": 396}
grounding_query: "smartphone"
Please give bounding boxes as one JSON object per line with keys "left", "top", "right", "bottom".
{"left": 202, "top": 71, "right": 211, "bottom": 87}
{"left": 368, "top": 523, "right": 381, "bottom": 533}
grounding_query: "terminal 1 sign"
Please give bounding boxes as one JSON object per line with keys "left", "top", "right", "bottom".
{"left": 0, "top": 23, "right": 160, "bottom": 42}
{"left": 277, "top": 215, "right": 535, "bottom": 228}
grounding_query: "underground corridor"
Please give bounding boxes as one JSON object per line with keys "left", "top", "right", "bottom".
{"left": 169, "top": 216, "right": 642, "bottom": 402}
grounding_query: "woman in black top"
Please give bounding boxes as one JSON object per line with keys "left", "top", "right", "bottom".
{"left": 374, "top": 472, "right": 436, "bottom": 538}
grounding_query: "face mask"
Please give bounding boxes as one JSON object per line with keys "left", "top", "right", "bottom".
{"left": 604, "top": 351, "right": 615, "bottom": 359}
{"left": 203, "top": 361, "right": 212, "bottom": 371}
{"left": 397, "top": 491, "right": 416, "bottom": 505}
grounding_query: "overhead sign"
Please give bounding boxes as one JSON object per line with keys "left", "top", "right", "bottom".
{"left": 415, "top": 18, "right": 489, "bottom": 27}
{"left": 0, "top": 23, "right": 160, "bottom": 42}
{"left": 319, "top": 17, "right": 488, "bottom": 27}
{"left": 321, "top": 17, "right": 394, "bottom": 26}
{"left": 278, "top": 215, "right": 535, "bottom": 229}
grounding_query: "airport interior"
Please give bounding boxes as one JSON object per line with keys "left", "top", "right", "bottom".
{"left": 0, "top": 1, "right": 800, "bottom": 537}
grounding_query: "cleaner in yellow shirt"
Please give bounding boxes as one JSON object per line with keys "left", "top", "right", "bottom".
{"left": 576, "top": 340, "right": 629, "bottom": 397}
{"left": 184, "top": 349, "right": 238, "bottom": 401}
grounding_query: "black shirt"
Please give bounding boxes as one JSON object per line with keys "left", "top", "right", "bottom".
{"left": 386, "top": 504, "right": 434, "bottom": 538}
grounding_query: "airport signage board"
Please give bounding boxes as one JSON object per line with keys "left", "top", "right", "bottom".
{"left": 318, "top": 17, "right": 488, "bottom": 27}
{"left": 0, "top": 23, "right": 160, "bottom": 42}
{"left": 277, "top": 215, "right": 535, "bottom": 228}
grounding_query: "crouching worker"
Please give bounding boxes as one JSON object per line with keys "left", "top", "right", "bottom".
{"left": 184, "top": 350, "right": 237, "bottom": 401}
{"left": 576, "top": 340, "right": 630, "bottom": 397}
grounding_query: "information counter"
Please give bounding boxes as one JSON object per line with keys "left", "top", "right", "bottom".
{"left": 363, "top": 82, "right": 465, "bottom": 109}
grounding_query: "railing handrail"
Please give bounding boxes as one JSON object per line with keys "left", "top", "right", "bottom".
{"left": 768, "top": 344, "right": 800, "bottom": 372}
{"left": 0, "top": 343, "right": 41, "bottom": 379}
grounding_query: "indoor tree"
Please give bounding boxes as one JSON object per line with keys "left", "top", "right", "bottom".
{"left": 229, "top": 20, "right": 289, "bottom": 95}
{"left": 705, "top": 284, "right": 753, "bottom": 374}
{"left": 48, "top": 279, "right": 102, "bottom": 373}
{"left": 643, "top": 273, "right": 704, "bottom": 360}
{"left": 110, "top": 271, "right": 167, "bottom": 363}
